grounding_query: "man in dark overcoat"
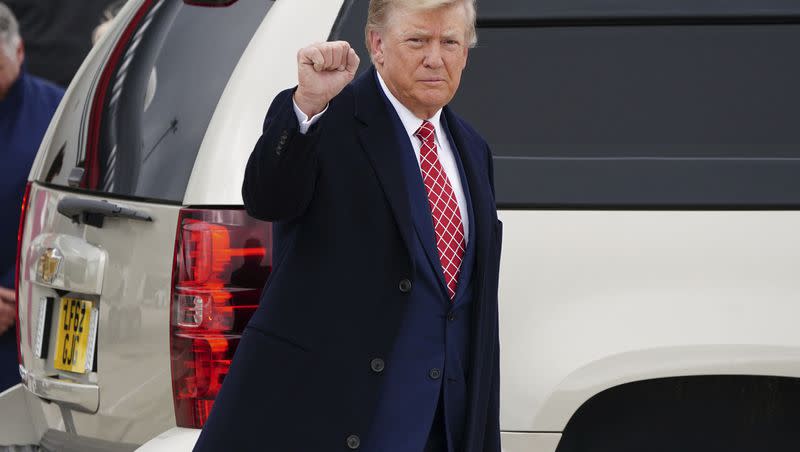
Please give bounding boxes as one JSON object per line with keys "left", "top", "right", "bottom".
{"left": 195, "top": 0, "right": 502, "bottom": 450}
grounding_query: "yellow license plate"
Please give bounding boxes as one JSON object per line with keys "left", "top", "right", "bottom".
{"left": 54, "top": 298, "right": 93, "bottom": 374}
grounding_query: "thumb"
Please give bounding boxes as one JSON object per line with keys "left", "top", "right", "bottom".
{"left": 345, "top": 48, "right": 360, "bottom": 75}
{"left": 0, "top": 287, "right": 14, "bottom": 304}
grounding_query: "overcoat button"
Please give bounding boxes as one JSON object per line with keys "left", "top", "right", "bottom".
{"left": 429, "top": 368, "right": 442, "bottom": 380}
{"left": 370, "top": 358, "right": 385, "bottom": 373}
{"left": 399, "top": 279, "right": 412, "bottom": 293}
{"left": 447, "top": 312, "right": 457, "bottom": 322}
{"left": 346, "top": 434, "right": 361, "bottom": 449}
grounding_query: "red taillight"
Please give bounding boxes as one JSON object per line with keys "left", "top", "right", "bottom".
{"left": 14, "top": 182, "right": 32, "bottom": 367}
{"left": 169, "top": 208, "right": 272, "bottom": 428}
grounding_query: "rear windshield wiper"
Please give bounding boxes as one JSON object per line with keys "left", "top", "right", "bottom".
{"left": 57, "top": 197, "right": 153, "bottom": 228}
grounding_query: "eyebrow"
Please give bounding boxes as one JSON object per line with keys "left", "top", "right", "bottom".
{"left": 401, "top": 29, "right": 463, "bottom": 41}
{"left": 402, "top": 28, "right": 432, "bottom": 38}
{"left": 441, "top": 31, "right": 462, "bottom": 40}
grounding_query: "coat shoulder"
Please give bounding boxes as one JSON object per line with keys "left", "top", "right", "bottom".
{"left": 446, "top": 110, "right": 489, "bottom": 149}
{"left": 445, "top": 108, "right": 492, "bottom": 165}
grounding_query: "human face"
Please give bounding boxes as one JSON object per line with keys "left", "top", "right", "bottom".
{"left": 370, "top": 3, "right": 469, "bottom": 119}
{"left": 0, "top": 40, "right": 23, "bottom": 101}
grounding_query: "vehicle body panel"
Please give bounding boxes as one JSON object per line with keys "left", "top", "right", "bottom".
{"left": 498, "top": 210, "right": 800, "bottom": 431}
{"left": 501, "top": 432, "right": 561, "bottom": 452}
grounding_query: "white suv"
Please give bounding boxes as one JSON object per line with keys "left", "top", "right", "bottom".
{"left": 3, "top": 0, "right": 800, "bottom": 451}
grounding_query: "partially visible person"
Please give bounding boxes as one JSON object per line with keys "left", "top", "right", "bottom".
{"left": 0, "top": 2, "right": 63, "bottom": 393}
{"left": 90, "top": 0, "right": 157, "bottom": 112}
{"left": 91, "top": 0, "right": 126, "bottom": 46}
{"left": 5, "top": 0, "right": 122, "bottom": 88}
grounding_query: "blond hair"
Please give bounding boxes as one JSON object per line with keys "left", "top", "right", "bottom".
{"left": 365, "top": 0, "right": 477, "bottom": 54}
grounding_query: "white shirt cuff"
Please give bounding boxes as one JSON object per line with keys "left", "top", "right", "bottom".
{"left": 293, "top": 99, "right": 328, "bottom": 134}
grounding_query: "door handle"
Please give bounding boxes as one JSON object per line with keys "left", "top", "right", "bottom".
{"left": 57, "top": 197, "right": 153, "bottom": 228}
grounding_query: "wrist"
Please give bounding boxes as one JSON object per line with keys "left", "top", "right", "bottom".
{"left": 293, "top": 91, "right": 327, "bottom": 119}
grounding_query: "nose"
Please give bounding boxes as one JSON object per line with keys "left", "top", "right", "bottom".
{"left": 423, "top": 42, "right": 445, "bottom": 69}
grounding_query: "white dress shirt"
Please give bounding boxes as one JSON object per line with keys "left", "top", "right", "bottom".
{"left": 292, "top": 73, "right": 469, "bottom": 242}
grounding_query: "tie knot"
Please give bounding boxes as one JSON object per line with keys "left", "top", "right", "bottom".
{"left": 414, "top": 120, "right": 436, "bottom": 143}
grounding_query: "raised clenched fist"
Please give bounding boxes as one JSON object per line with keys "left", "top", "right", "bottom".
{"left": 294, "top": 41, "right": 360, "bottom": 118}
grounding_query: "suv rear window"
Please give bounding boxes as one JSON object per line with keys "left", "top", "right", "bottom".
{"left": 45, "top": 0, "right": 272, "bottom": 203}
{"left": 332, "top": 0, "right": 800, "bottom": 208}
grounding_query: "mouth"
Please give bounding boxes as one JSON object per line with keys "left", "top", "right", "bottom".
{"left": 420, "top": 79, "right": 446, "bottom": 85}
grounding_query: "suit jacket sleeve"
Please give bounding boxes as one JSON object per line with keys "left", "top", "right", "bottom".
{"left": 242, "top": 88, "right": 322, "bottom": 222}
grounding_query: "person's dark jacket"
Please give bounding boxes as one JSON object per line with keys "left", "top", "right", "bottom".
{"left": 0, "top": 70, "right": 64, "bottom": 392}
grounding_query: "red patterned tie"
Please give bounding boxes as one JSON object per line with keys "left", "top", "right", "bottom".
{"left": 414, "top": 120, "right": 465, "bottom": 300}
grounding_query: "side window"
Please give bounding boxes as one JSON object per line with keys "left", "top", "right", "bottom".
{"left": 477, "top": 0, "right": 800, "bottom": 21}
{"left": 333, "top": 0, "right": 800, "bottom": 207}
{"left": 43, "top": 0, "right": 273, "bottom": 203}
{"left": 452, "top": 23, "right": 800, "bottom": 207}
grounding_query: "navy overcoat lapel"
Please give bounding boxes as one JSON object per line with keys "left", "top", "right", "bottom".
{"left": 443, "top": 106, "right": 499, "bottom": 451}
{"left": 353, "top": 68, "right": 494, "bottom": 287}
{"left": 353, "top": 70, "right": 416, "bottom": 270}
{"left": 442, "top": 108, "right": 493, "bottom": 281}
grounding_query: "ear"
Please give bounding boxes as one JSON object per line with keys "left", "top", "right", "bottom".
{"left": 16, "top": 39, "right": 24, "bottom": 66}
{"left": 368, "top": 29, "right": 385, "bottom": 65}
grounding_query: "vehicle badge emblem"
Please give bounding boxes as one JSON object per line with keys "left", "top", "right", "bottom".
{"left": 36, "top": 248, "right": 63, "bottom": 284}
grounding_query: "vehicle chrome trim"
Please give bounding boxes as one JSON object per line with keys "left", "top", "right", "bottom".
{"left": 19, "top": 365, "right": 100, "bottom": 413}
{"left": 35, "top": 248, "right": 63, "bottom": 284}
{"left": 28, "top": 233, "right": 107, "bottom": 295}
{"left": 34, "top": 297, "right": 52, "bottom": 359}
{"left": 85, "top": 307, "right": 100, "bottom": 373}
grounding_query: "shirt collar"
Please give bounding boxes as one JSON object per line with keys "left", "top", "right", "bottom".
{"left": 376, "top": 71, "right": 443, "bottom": 141}
{"left": 0, "top": 71, "right": 25, "bottom": 108}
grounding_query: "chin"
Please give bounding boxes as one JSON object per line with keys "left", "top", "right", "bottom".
{"left": 417, "top": 92, "right": 450, "bottom": 110}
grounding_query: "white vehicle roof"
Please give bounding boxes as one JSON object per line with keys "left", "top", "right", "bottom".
{"left": 185, "top": 0, "right": 345, "bottom": 205}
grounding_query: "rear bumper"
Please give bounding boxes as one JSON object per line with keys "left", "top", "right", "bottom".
{"left": 2, "top": 380, "right": 562, "bottom": 452}
{"left": 135, "top": 427, "right": 200, "bottom": 452}
{"left": 0, "top": 384, "right": 142, "bottom": 451}
{"left": 39, "top": 430, "right": 138, "bottom": 452}
{"left": 133, "top": 430, "right": 560, "bottom": 452}
{"left": 501, "top": 432, "right": 562, "bottom": 452}
{"left": 0, "top": 384, "right": 45, "bottom": 446}
{"left": 19, "top": 364, "right": 99, "bottom": 413}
